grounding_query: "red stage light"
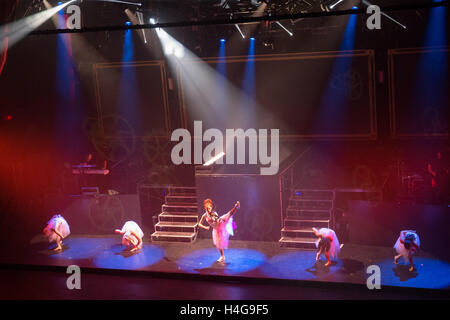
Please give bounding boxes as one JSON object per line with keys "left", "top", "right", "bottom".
{"left": 4, "top": 115, "right": 12, "bottom": 121}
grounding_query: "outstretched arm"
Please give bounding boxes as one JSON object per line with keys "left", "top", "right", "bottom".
{"left": 115, "top": 229, "right": 124, "bottom": 235}
{"left": 229, "top": 201, "right": 240, "bottom": 217}
{"left": 198, "top": 214, "right": 210, "bottom": 230}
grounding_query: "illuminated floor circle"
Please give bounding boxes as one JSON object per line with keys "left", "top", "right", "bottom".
{"left": 377, "top": 257, "right": 450, "bottom": 289}
{"left": 93, "top": 244, "right": 165, "bottom": 270}
{"left": 177, "top": 248, "right": 266, "bottom": 275}
{"left": 46, "top": 237, "right": 117, "bottom": 260}
{"left": 260, "top": 250, "right": 344, "bottom": 281}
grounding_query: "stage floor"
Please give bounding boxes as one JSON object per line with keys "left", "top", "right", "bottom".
{"left": 1, "top": 235, "right": 450, "bottom": 292}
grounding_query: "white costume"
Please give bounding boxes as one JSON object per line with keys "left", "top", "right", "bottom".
{"left": 43, "top": 214, "right": 71, "bottom": 243}
{"left": 119, "top": 221, "right": 144, "bottom": 249}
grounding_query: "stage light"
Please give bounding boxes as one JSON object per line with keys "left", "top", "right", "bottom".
{"left": 149, "top": 18, "right": 156, "bottom": 25}
{"left": 250, "top": 37, "right": 255, "bottom": 41}
{"left": 352, "top": 6, "right": 358, "bottom": 9}
{"left": 220, "top": 38, "right": 226, "bottom": 42}
{"left": 204, "top": 152, "right": 225, "bottom": 166}
{"left": 1, "top": 0, "right": 76, "bottom": 53}
{"left": 235, "top": 24, "right": 246, "bottom": 39}
{"left": 275, "top": 21, "right": 293, "bottom": 36}
{"left": 329, "top": 0, "right": 344, "bottom": 10}
{"left": 125, "top": 21, "right": 131, "bottom": 25}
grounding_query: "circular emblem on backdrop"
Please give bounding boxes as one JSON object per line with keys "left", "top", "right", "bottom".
{"left": 88, "top": 195, "right": 125, "bottom": 233}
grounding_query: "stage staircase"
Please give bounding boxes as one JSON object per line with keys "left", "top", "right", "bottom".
{"left": 151, "top": 187, "right": 199, "bottom": 243}
{"left": 279, "top": 189, "right": 335, "bottom": 249}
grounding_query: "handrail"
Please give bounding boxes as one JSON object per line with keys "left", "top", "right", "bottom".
{"left": 278, "top": 146, "right": 312, "bottom": 235}
{"left": 278, "top": 146, "right": 312, "bottom": 178}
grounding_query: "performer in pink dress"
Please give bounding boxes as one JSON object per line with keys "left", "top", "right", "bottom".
{"left": 312, "top": 227, "right": 341, "bottom": 267}
{"left": 43, "top": 214, "right": 71, "bottom": 251}
{"left": 198, "top": 198, "right": 240, "bottom": 263}
{"left": 394, "top": 230, "right": 420, "bottom": 271}
{"left": 115, "top": 221, "right": 144, "bottom": 252}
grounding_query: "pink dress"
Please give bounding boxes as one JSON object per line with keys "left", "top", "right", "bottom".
{"left": 202, "top": 211, "right": 234, "bottom": 250}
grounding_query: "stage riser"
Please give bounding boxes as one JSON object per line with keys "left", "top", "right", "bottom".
{"left": 286, "top": 209, "right": 330, "bottom": 219}
{"left": 285, "top": 220, "right": 329, "bottom": 228}
{"left": 156, "top": 225, "right": 197, "bottom": 233}
{"left": 279, "top": 241, "right": 316, "bottom": 249}
{"left": 158, "top": 215, "right": 198, "bottom": 223}
{"left": 169, "top": 187, "right": 197, "bottom": 196}
{"left": 151, "top": 235, "right": 195, "bottom": 243}
{"left": 162, "top": 205, "right": 197, "bottom": 213}
{"left": 282, "top": 230, "right": 316, "bottom": 238}
{"left": 165, "top": 196, "right": 197, "bottom": 205}
{"left": 292, "top": 190, "right": 334, "bottom": 200}
{"left": 289, "top": 199, "right": 333, "bottom": 210}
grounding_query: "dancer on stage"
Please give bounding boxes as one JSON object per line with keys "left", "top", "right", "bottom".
{"left": 115, "top": 221, "right": 144, "bottom": 252}
{"left": 312, "top": 227, "right": 341, "bottom": 267}
{"left": 198, "top": 198, "right": 240, "bottom": 263}
{"left": 43, "top": 214, "right": 71, "bottom": 251}
{"left": 394, "top": 230, "right": 420, "bottom": 271}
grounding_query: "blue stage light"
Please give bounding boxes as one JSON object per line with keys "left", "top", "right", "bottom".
{"left": 250, "top": 37, "right": 255, "bottom": 41}
{"left": 220, "top": 38, "right": 226, "bottom": 42}
{"left": 125, "top": 21, "right": 131, "bottom": 25}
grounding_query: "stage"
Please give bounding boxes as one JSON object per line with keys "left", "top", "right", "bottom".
{"left": 1, "top": 235, "right": 449, "bottom": 294}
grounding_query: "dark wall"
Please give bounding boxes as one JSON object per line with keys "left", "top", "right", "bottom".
{"left": 347, "top": 200, "right": 450, "bottom": 261}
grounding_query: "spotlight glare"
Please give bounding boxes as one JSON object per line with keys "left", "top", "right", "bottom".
{"left": 275, "top": 21, "right": 293, "bottom": 37}
{"left": 204, "top": 152, "right": 225, "bottom": 166}
{"left": 329, "top": 0, "right": 344, "bottom": 10}
{"left": 220, "top": 38, "right": 226, "bottom": 42}
{"left": 149, "top": 18, "right": 156, "bottom": 25}
{"left": 235, "top": 24, "right": 246, "bottom": 39}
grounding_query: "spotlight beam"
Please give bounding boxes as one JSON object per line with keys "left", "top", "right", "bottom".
{"left": 0, "top": 0, "right": 75, "bottom": 53}
{"left": 234, "top": 24, "right": 246, "bottom": 39}
{"left": 275, "top": 21, "right": 293, "bottom": 36}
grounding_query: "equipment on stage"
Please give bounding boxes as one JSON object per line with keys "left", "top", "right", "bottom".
{"left": 71, "top": 164, "right": 110, "bottom": 175}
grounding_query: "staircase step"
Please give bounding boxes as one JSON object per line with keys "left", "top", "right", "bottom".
{"left": 169, "top": 187, "right": 197, "bottom": 196}
{"left": 284, "top": 219, "right": 329, "bottom": 228}
{"left": 292, "top": 189, "right": 334, "bottom": 200}
{"left": 165, "top": 195, "right": 197, "bottom": 205}
{"left": 155, "top": 221, "right": 198, "bottom": 233}
{"left": 162, "top": 204, "right": 198, "bottom": 213}
{"left": 151, "top": 231, "right": 196, "bottom": 243}
{"left": 158, "top": 213, "right": 198, "bottom": 223}
{"left": 281, "top": 227, "right": 316, "bottom": 238}
{"left": 286, "top": 208, "right": 331, "bottom": 219}
{"left": 288, "top": 199, "right": 333, "bottom": 210}
{"left": 279, "top": 236, "right": 317, "bottom": 249}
